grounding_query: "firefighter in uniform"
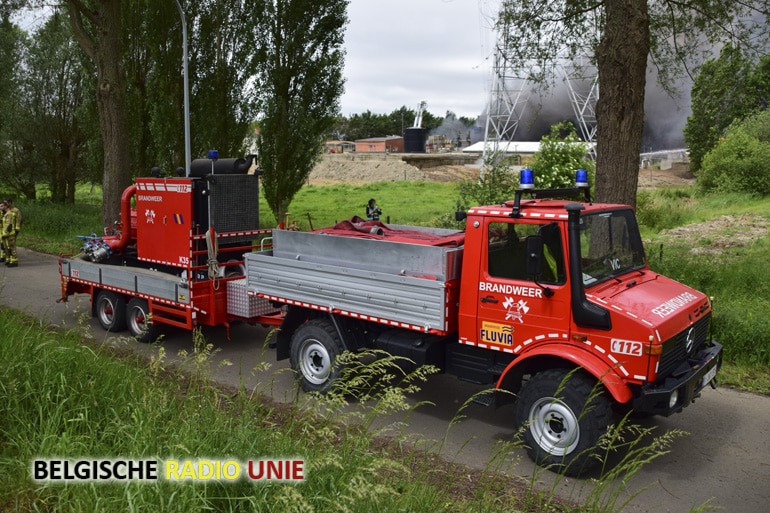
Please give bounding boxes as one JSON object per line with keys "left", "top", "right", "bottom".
{"left": 1, "top": 198, "right": 20, "bottom": 267}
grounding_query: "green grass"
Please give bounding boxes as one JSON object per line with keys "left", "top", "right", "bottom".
{"left": 0, "top": 310, "right": 552, "bottom": 512}
{"left": 0, "top": 309, "right": 694, "bottom": 512}
{"left": 260, "top": 180, "right": 460, "bottom": 230}
{"left": 639, "top": 185, "right": 770, "bottom": 388}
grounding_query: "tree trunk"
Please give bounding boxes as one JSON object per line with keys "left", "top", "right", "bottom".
{"left": 68, "top": 0, "right": 131, "bottom": 226}
{"left": 594, "top": 0, "right": 649, "bottom": 209}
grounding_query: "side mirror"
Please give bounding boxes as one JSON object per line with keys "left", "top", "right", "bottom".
{"left": 526, "top": 235, "right": 554, "bottom": 297}
{"left": 455, "top": 211, "right": 467, "bottom": 222}
{"left": 525, "top": 235, "right": 544, "bottom": 277}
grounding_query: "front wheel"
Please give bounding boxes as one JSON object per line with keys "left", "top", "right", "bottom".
{"left": 126, "top": 298, "right": 159, "bottom": 343}
{"left": 516, "top": 368, "right": 613, "bottom": 476}
{"left": 289, "top": 319, "right": 344, "bottom": 393}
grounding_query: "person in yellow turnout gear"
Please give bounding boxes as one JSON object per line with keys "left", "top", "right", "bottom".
{"left": 1, "top": 198, "right": 21, "bottom": 267}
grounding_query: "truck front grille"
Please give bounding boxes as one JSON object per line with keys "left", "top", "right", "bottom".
{"left": 657, "top": 313, "right": 711, "bottom": 380}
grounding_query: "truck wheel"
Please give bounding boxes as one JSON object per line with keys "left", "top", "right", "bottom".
{"left": 289, "top": 319, "right": 343, "bottom": 393}
{"left": 95, "top": 290, "right": 127, "bottom": 332}
{"left": 516, "top": 368, "right": 613, "bottom": 476}
{"left": 126, "top": 298, "right": 158, "bottom": 344}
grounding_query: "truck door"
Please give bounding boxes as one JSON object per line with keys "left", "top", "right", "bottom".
{"left": 476, "top": 220, "right": 571, "bottom": 352}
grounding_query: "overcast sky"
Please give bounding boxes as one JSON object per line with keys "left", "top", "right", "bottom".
{"left": 340, "top": 0, "right": 498, "bottom": 119}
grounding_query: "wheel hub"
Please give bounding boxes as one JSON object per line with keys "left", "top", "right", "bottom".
{"left": 529, "top": 397, "right": 580, "bottom": 456}
{"left": 299, "top": 339, "right": 330, "bottom": 385}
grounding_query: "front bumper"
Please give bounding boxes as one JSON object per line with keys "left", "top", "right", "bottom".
{"left": 632, "top": 340, "right": 722, "bottom": 417}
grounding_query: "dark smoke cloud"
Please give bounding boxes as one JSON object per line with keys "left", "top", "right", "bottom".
{"left": 477, "top": 74, "right": 692, "bottom": 151}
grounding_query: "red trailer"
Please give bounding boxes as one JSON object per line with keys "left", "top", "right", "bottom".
{"left": 59, "top": 156, "right": 283, "bottom": 341}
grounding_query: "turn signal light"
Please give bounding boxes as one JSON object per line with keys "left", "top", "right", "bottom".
{"left": 643, "top": 335, "right": 662, "bottom": 356}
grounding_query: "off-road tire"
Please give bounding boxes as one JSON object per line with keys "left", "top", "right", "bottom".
{"left": 126, "top": 298, "right": 159, "bottom": 344}
{"left": 95, "top": 290, "right": 127, "bottom": 332}
{"left": 289, "top": 318, "right": 344, "bottom": 393}
{"left": 516, "top": 368, "right": 613, "bottom": 476}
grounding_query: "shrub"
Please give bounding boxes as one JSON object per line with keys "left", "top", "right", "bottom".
{"left": 530, "top": 121, "right": 596, "bottom": 190}
{"left": 456, "top": 150, "right": 519, "bottom": 210}
{"left": 698, "top": 110, "right": 770, "bottom": 196}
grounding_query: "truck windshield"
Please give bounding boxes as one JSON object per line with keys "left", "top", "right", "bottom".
{"left": 580, "top": 209, "right": 646, "bottom": 286}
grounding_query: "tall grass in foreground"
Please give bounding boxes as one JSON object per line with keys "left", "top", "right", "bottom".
{"left": 0, "top": 308, "right": 536, "bottom": 512}
{"left": 0, "top": 308, "right": 703, "bottom": 512}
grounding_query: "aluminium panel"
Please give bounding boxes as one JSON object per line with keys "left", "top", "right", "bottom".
{"left": 64, "top": 257, "right": 103, "bottom": 283}
{"left": 270, "top": 229, "right": 462, "bottom": 281}
{"left": 227, "top": 278, "right": 276, "bottom": 317}
{"left": 100, "top": 266, "right": 140, "bottom": 291}
{"left": 246, "top": 252, "right": 450, "bottom": 332}
{"left": 62, "top": 257, "right": 187, "bottom": 304}
{"left": 135, "top": 272, "right": 187, "bottom": 303}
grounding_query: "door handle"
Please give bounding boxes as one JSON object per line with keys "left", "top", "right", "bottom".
{"left": 481, "top": 296, "right": 498, "bottom": 304}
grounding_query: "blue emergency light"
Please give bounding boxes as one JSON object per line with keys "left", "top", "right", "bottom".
{"left": 208, "top": 149, "right": 219, "bottom": 160}
{"left": 576, "top": 168, "right": 588, "bottom": 188}
{"left": 520, "top": 168, "right": 535, "bottom": 189}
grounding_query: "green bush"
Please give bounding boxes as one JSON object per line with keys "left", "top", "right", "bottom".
{"left": 457, "top": 151, "right": 519, "bottom": 208}
{"left": 530, "top": 121, "right": 596, "bottom": 190}
{"left": 698, "top": 110, "right": 770, "bottom": 196}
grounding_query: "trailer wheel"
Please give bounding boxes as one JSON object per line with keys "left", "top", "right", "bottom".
{"left": 95, "top": 290, "right": 127, "bottom": 332}
{"left": 289, "top": 319, "right": 343, "bottom": 393}
{"left": 126, "top": 298, "right": 158, "bottom": 344}
{"left": 516, "top": 368, "right": 613, "bottom": 476}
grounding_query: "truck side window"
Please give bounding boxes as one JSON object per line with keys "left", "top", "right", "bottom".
{"left": 487, "top": 222, "right": 565, "bottom": 284}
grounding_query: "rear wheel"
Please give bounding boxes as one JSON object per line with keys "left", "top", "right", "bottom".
{"left": 289, "top": 319, "right": 344, "bottom": 393}
{"left": 95, "top": 290, "right": 127, "bottom": 332}
{"left": 516, "top": 368, "right": 613, "bottom": 476}
{"left": 126, "top": 298, "right": 159, "bottom": 343}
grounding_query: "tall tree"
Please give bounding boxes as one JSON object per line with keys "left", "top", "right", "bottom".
{"left": 23, "top": 11, "right": 88, "bottom": 203}
{"left": 67, "top": 0, "right": 131, "bottom": 226}
{"left": 253, "top": 0, "right": 348, "bottom": 224}
{"left": 497, "top": 0, "right": 770, "bottom": 208}
{"left": 188, "top": 0, "right": 254, "bottom": 158}
{"left": 0, "top": 13, "right": 38, "bottom": 199}
{"left": 684, "top": 45, "right": 770, "bottom": 172}
{"left": 122, "top": 0, "right": 180, "bottom": 177}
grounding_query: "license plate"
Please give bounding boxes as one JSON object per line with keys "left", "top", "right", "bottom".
{"left": 702, "top": 365, "right": 718, "bottom": 387}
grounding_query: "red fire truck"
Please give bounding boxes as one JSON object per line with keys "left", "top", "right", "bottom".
{"left": 59, "top": 161, "right": 721, "bottom": 475}
{"left": 244, "top": 169, "right": 722, "bottom": 475}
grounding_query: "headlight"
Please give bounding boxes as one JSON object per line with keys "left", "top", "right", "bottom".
{"left": 669, "top": 389, "right": 679, "bottom": 409}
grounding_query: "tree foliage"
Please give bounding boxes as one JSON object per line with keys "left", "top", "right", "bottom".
{"left": 252, "top": 0, "right": 348, "bottom": 223}
{"left": 457, "top": 151, "right": 519, "bottom": 211}
{"left": 496, "top": 0, "right": 770, "bottom": 209}
{"left": 530, "top": 122, "right": 596, "bottom": 190}
{"left": 698, "top": 109, "right": 770, "bottom": 196}
{"left": 188, "top": 0, "right": 254, "bottom": 158}
{"left": 0, "top": 10, "right": 93, "bottom": 202}
{"left": 24, "top": 12, "right": 90, "bottom": 202}
{"left": 684, "top": 45, "right": 770, "bottom": 172}
{"left": 122, "top": 0, "right": 255, "bottom": 177}
{"left": 0, "top": 13, "right": 35, "bottom": 199}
